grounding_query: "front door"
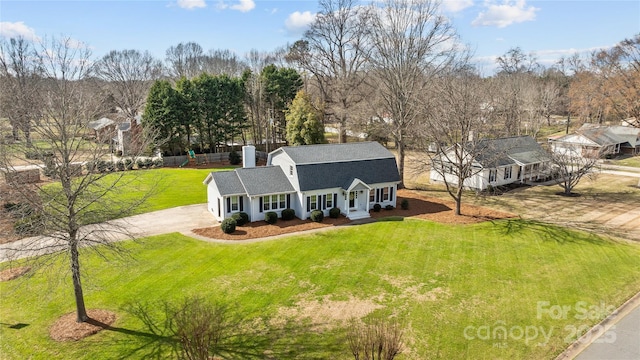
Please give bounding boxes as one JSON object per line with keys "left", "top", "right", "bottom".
{"left": 349, "top": 191, "right": 357, "bottom": 209}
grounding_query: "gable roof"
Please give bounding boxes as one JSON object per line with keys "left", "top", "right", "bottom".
{"left": 205, "top": 166, "right": 296, "bottom": 197}
{"left": 474, "top": 136, "right": 549, "bottom": 168}
{"left": 87, "top": 117, "right": 115, "bottom": 131}
{"left": 235, "top": 166, "right": 296, "bottom": 197}
{"left": 577, "top": 124, "right": 640, "bottom": 147}
{"left": 296, "top": 158, "right": 400, "bottom": 191}
{"left": 273, "top": 141, "right": 395, "bottom": 165}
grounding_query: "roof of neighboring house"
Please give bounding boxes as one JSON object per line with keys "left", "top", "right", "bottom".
{"left": 274, "top": 141, "right": 395, "bottom": 165}
{"left": 582, "top": 124, "right": 640, "bottom": 147}
{"left": 474, "top": 136, "right": 549, "bottom": 167}
{"left": 205, "top": 166, "right": 296, "bottom": 197}
{"left": 235, "top": 166, "right": 296, "bottom": 196}
{"left": 554, "top": 124, "right": 640, "bottom": 148}
{"left": 118, "top": 122, "right": 131, "bottom": 132}
{"left": 578, "top": 126, "right": 626, "bottom": 146}
{"left": 87, "top": 117, "right": 115, "bottom": 131}
{"left": 296, "top": 158, "right": 401, "bottom": 191}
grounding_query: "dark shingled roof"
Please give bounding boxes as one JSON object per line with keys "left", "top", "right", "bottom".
{"left": 278, "top": 141, "right": 395, "bottom": 165}
{"left": 296, "top": 158, "right": 400, "bottom": 191}
{"left": 473, "top": 136, "right": 549, "bottom": 167}
{"left": 209, "top": 171, "right": 246, "bottom": 196}
{"left": 207, "top": 166, "right": 296, "bottom": 197}
{"left": 236, "top": 166, "right": 296, "bottom": 196}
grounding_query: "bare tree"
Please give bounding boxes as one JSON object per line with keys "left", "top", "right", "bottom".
{"left": 0, "top": 37, "right": 42, "bottom": 145}
{"left": 592, "top": 34, "right": 640, "bottom": 126}
{"left": 420, "top": 66, "right": 488, "bottom": 215}
{"left": 165, "top": 42, "right": 204, "bottom": 79}
{"left": 92, "top": 49, "right": 164, "bottom": 121}
{"left": 347, "top": 317, "right": 404, "bottom": 360}
{"left": 554, "top": 53, "right": 585, "bottom": 133}
{"left": 493, "top": 47, "right": 541, "bottom": 136}
{"left": 367, "top": 0, "right": 458, "bottom": 186}
{"left": 548, "top": 143, "right": 600, "bottom": 196}
{"left": 293, "top": 0, "right": 371, "bottom": 143}
{"left": 0, "top": 37, "right": 158, "bottom": 323}
{"left": 201, "top": 49, "right": 247, "bottom": 77}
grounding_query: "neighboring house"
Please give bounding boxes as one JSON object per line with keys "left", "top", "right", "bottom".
{"left": 115, "top": 115, "right": 143, "bottom": 155}
{"left": 430, "top": 136, "right": 551, "bottom": 191}
{"left": 204, "top": 142, "right": 401, "bottom": 222}
{"left": 549, "top": 124, "right": 640, "bottom": 158}
{"left": 87, "top": 117, "right": 115, "bottom": 143}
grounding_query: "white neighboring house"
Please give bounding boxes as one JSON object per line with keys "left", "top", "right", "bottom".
{"left": 549, "top": 124, "right": 640, "bottom": 158}
{"left": 204, "top": 142, "right": 401, "bottom": 222}
{"left": 430, "top": 136, "right": 551, "bottom": 191}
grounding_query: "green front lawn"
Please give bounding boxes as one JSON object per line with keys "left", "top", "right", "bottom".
{"left": 43, "top": 167, "right": 233, "bottom": 222}
{"left": 119, "top": 167, "right": 234, "bottom": 213}
{"left": 2, "top": 219, "right": 640, "bottom": 359}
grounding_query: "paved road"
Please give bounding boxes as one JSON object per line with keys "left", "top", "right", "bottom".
{"left": 574, "top": 301, "right": 640, "bottom": 360}
{"left": 0, "top": 204, "right": 214, "bottom": 262}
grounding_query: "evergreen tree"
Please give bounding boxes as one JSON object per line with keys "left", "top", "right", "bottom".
{"left": 143, "top": 80, "right": 182, "bottom": 154}
{"left": 285, "top": 91, "right": 325, "bottom": 145}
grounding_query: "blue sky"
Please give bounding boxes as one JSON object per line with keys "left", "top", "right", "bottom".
{"left": 1, "top": 0, "right": 638, "bottom": 74}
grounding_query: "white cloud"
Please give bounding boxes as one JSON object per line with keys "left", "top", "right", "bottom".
{"left": 217, "top": 0, "right": 255, "bottom": 12}
{"left": 472, "top": 0, "right": 538, "bottom": 28}
{"left": 231, "top": 0, "right": 255, "bottom": 12}
{"left": 177, "top": 0, "right": 206, "bottom": 10}
{"left": 285, "top": 11, "right": 316, "bottom": 35}
{"left": 0, "top": 21, "right": 40, "bottom": 41}
{"left": 442, "top": 0, "right": 474, "bottom": 13}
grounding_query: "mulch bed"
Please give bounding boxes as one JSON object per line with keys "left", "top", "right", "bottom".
{"left": 49, "top": 309, "right": 117, "bottom": 341}
{"left": 193, "top": 215, "right": 352, "bottom": 240}
{"left": 382, "top": 189, "right": 516, "bottom": 224}
{"left": 192, "top": 189, "right": 516, "bottom": 241}
{"left": 0, "top": 266, "right": 31, "bottom": 281}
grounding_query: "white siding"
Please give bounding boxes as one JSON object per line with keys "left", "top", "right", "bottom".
{"left": 269, "top": 151, "right": 300, "bottom": 191}
{"left": 368, "top": 182, "right": 399, "bottom": 208}
{"left": 206, "top": 182, "right": 224, "bottom": 222}
{"left": 300, "top": 188, "right": 342, "bottom": 219}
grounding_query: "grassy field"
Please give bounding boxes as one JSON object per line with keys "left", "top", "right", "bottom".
{"left": 611, "top": 155, "right": 640, "bottom": 168}
{"left": 116, "top": 167, "right": 235, "bottom": 214}
{"left": 2, "top": 219, "right": 640, "bottom": 359}
{"left": 41, "top": 167, "right": 234, "bottom": 221}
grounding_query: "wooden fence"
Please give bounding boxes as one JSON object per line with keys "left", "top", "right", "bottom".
{"left": 162, "top": 151, "right": 268, "bottom": 167}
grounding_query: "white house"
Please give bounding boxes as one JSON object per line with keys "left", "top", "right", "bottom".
{"left": 204, "top": 142, "right": 401, "bottom": 222}
{"left": 549, "top": 124, "right": 640, "bottom": 158}
{"left": 430, "top": 136, "right": 551, "bottom": 191}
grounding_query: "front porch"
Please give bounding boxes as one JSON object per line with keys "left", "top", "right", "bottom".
{"left": 343, "top": 178, "right": 372, "bottom": 220}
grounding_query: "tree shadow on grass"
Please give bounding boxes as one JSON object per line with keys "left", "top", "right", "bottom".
{"left": 83, "top": 302, "right": 179, "bottom": 359}
{"left": 491, "top": 218, "right": 612, "bottom": 245}
{"left": 99, "top": 301, "right": 344, "bottom": 359}
{"left": 216, "top": 318, "right": 344, "bottom": 359}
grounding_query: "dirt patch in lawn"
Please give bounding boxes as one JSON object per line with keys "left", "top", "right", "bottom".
{"left": 192, "top": 190, "right": 514, "bottom": 241}
{"left": 271, "top": 295, "right": 384, "bottom": 331}
{"left": 49, "top": 309, "right": 116, "bottom": 341}
{"left": 0, "top": 266, "right": 31, "bottom": 281}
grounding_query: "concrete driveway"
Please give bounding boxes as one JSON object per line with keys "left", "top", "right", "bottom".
{"left": 0, "top": 204, "right": 215, "bottom": 262}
